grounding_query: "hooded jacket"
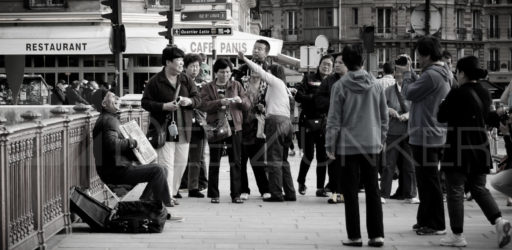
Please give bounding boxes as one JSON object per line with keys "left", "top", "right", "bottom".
{"left": 325, "top": 69, "right": 388, "bottom": 155}
{"left": 402, "top": 63, "right": 452, "bottom": 147}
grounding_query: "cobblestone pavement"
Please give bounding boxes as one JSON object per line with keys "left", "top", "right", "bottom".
{"left": 50, "top": 143, "right": 512, "bottom": 250}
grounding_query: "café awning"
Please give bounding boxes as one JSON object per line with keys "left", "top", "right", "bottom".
{"left": 0, "top": 24, "right": 283, "bottom": 56}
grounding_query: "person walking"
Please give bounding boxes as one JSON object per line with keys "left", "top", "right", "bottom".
{"left": 396, "top": 36, "right": 452, "bottom": 235}
{"left": 325, "top": 45, "right": 388, "bottom": 247}
{"left": 295, "top": 54, "right": 333, "bottom": 197}
{"left": 199, "top": 58, "right": 250, "bottom": 204}
{"left": 437, "top": 56, "right": 511, "bottom": 248}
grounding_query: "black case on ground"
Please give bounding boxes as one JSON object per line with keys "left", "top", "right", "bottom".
{"left": 70, "top": 187, "right": 112, "bottom": 231}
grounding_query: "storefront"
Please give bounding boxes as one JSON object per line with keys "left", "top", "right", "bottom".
{"left": 0, "top": 24, "right": 283, "bottom": 95}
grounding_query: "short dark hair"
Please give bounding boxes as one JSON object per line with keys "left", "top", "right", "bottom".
{"left": 255, "top": 39, "right": 271, "bottom": 53}
{"left": 213, "top": 58, "right": 233, "bottom": 73}
{"left": 269, "top": 64, "right": 286, "bottom": 82}
{"left": 341, "top": 44, "right": 364, "bottom": 71}
{"left": 442, "top": 50, "right": 452, "bottom": 60}
{"left": 456, "top": 56, "right": 488, "bottom": 81}
{"left": 416, "top": 36, "right": 442, "bottom": 62}
{"left": 382, "top": 62, "right": 393, "bottom": 75}
{"left": 161, "top": 46, "right": 185, "bottom": 66}
{"left": 184, "top": 53, "right": 202, "bottom": 68}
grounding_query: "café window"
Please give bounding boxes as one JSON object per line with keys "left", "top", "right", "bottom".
{"left": 134, "top": 55, "right": 162, "bottom": 67}
{"left": 57, "top": 55, "right": 79, "bottom": 67}
{"left": 25, "top": 55, "right": 56, "bottom": 68}
{"left": 83, "top": 55, "right": 109, "bottom": 67}
{"left": 26, "top": 0, "right": 66, "bottom": 8}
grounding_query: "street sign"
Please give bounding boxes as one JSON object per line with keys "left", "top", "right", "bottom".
{"left": 181, "top": 11, "right": 227, "bottom": 21}
{"left": 181, "top": 0, "right": 227, "bottom": 4}
{"left": 173, "top": 27, "right": 232, "bottom": 36}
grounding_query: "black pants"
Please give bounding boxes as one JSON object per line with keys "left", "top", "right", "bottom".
{"left": 297, "top": 128, "right": 328, "bottom": 189}
{"left": 265, "top": 115, "right": 296, "bottom": 199}
{"left": 381, "top": 134, "right": 417, "bottom": 198}
{"left": 208, "top": 130, "right": 242, "bottom": 199}
{"left": 340, "top": 154, "right": 384, "bottom": 239}
{"left": 241, "top": 139, "right": 270, "bottom": 195}
{"left": 182, "top": 122, "right": 208, "bottom": 190}
{"left": 411, "top": 145, "right": 446, "bottom": 231}
{"left": 445, "top": 171, "right": 501, "bottom": 234}
{"left": 99, "top": 163, "right": 171, "bottom": 206}
{"left": 327, "top": 158, "right": 342, "bottom": 193}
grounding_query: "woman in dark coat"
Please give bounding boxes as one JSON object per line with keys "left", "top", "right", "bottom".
{"left": 437, "top": 56, "right": 511, "bottom": 248}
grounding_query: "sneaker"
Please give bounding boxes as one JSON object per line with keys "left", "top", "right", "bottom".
{"left": 337, "top": 194, "right": 344, "bottom": 203}
{"left": 440, "top": 233, "right": 467, "bottom": 247}
{"left": 412, "top": 224, "right": 421, "bottom": 231}
{"left": 188, "top": 189, "right": 205, "bottom": 198}
{"left": 496, "top": 217, "right": 511, "bottom": 248}
{"left": 416, "top": 227, "right": 447, "bottom": 236}
{"left": 298, "top": 183, "right": 307, "bottom": 195}
{"left": 316, "top": 189, "right": 328, "bottom": 197}
{"left": 240, "top": 193, "right": 249, "bottom": 200}
{"left": 342, "top": 238, "right": 362, "bottom": 247}
{"left": 169, "top": 215, "right": 184, "bottom": 222}
{"left": 262, "top": 193, "right": 271, "bottom": 199}
{"left": 404, "top": 197, "right": 420, "bottom": 204}
{"left": 328, "top": 193, "right": 338, "bottom": 204}
{"left": 263, "top": 195, "right": 284, "bottom": 202}
{"left": 380, "top": 197, "right": 386, "bottom": 204}
{"left": 368, "top": 237, "right": 384, "bottom": 247}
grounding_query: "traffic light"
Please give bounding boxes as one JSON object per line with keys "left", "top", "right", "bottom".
{"left": 112, "top": 24, "right": 126, "bottom": 53}
{"left": 158, "top": 10, "right": 173, "bottom": 40}
{"left": 101, "top": 0, "right": 120, "bottom": 25}
{"left": 360, "top": 25, "right": 375, "bottom": 53}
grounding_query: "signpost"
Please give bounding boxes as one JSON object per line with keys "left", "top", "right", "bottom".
{"left": 173, "top": 27, "right": 232, "bottom": 36}
{"left": 180, "top": 11, "right": 227, "bottom": 22}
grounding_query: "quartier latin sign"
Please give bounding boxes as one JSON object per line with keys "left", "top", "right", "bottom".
{"left": 26, "top": 42, "right": 88, "bottom": 52}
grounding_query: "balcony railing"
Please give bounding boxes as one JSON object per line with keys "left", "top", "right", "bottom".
{"left": 488, "top": 60, "right": 500, "bottom": 71}
{"left": 0, "top": 105, "right": 149, "bottom": 250}
{"left": 282, "top": 29, "right": 299, "bottom": 42}
{"left": 488, "top": 28, "right": 501, "bottom": 39}
{"left": 456, "top": 28, "right": 467, "bottom": 40}
{"left": 473, "top": 29, "right": 483, "bottom": 41}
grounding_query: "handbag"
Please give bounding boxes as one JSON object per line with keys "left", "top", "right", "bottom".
{"left": 205, "top": 111, "right": 232, "bottom": 142}
{"left": 146, "top": 84, "right": 181, "bottom": 149}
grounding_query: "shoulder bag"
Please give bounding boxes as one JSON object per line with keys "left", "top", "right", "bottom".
{"left": 147, "top": 84, "right": 181, "bottom": 148}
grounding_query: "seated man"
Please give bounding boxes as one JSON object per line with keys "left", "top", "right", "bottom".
{"left": 92, "top": 90, "right": 172, "bottom": 208}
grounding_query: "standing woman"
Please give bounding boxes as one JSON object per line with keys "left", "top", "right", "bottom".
{"left": 199, "top": 58, "right": 251, "bottom": 204}
{"left": 295, "top": 54, "right": 333, "bottom": 196}
{"left": 437, "top": 56, "right": 511, "bottom": 248}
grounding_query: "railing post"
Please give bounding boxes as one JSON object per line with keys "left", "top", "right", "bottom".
{"left": 62, "top": 115, "right": 72, "bottom": 234}
{"left": 0, "top": 121, "right": 9, "bottom": 250}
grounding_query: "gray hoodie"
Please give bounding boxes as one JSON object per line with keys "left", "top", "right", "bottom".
{"left": 325, "top": 69, "right": 389, "bottom": 155}
{"left": 402, "top": 63, "right": 452, "bottom": 147}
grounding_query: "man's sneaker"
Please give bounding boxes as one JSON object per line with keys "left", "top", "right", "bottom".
{"left": 263, "top": 195, "right": 284, "bottom": 202}
{"left": 416, "top": 227, "right": 447, "bottom": 236}
{"left": 262, "top": 193, "right": 271, "bottom": 199}
{"left": 495, "top": 217, "right": 511, "bottom": 248}
{"left": 328, "top": 193, "right": 338, "bottom": 204}
{"left": 298, "top": 183, "right": 307, "bottom": 195}
{"left": 404, "top": 197, "right": 420, "bottom": 204}
{"left": 316, "top": 189, "right": 328, "bottom": 197}
{"left": 188, "top": 189, "right": 205, "bottom": 198}
{"left": 380, "top": 197, "right": 386, "bottom": 204}
{"left": 240, "top": 193, "right": 249, "bottom": 200}
{"left": 440, "top": 233, "right": 467, "bottom": 247}
{"left": 342, "top": 238, "right": 362, "bottom": 247}
{"left": 412, "top": 224, "right": 421, "bottom": 231}
{"left": 368, "top": 237, "right": 384, "bottom": 247}
{"left": 337, "top": 194, "right": 344, "bottom": 203}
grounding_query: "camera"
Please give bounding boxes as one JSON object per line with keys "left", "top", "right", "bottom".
{"left": 395, "top": 56, "right": 408, "bottom": 66}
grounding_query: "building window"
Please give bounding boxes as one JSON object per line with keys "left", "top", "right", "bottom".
{"left": 489, "top": 15, "right": 500, "bottom": 38}
{"left": 304, "top": 8, "right": 337, "bottom": 27}
{"left": 457, "top": 48, "right": 465, "bottom": 60}
{"left": 457, "top": 9, "right": 464, "bottom": 28}
{"left": 261, "top": 11, "right": 272, "bottom": 29}
{"left": 27, "top": 0, "right": 66, "bottom": 8}
{"left": 472, "top": 11, "right": 480, "bottom": 29}
{"left": 353, "top": 8, "right": 358, "bottom": 25}
{"left": 377, "top": 48, "right": 391, "bottom": 68}
{"left": 286, "top": 11, "right": 297, "bottom": 35}
{"left": 377, "top": 8, "right": 391, "bottom": 33}
{"left": 489, "top": 48, "right": 499, "bottom": 71}
{"left": 509, "top": 15, "right": 512, "bottom": 38}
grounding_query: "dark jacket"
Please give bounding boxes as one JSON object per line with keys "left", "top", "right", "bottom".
{"left": 199, "top": 79, "right": 251, "bottom": 132}
{"left": 66, "top": 87, "right": 89, "bottom": 105}
{"left": 295, "top": 72, "right": 325, "bottom": 122}
{"left": 141, "top": 69, "right": 201, "bottom": 143}
{"left": 51, "top": 87, "right": 67, "bottom": 105}
{"left": 92, "top": 112, "right": 137, "bottom": 182}
{"left": 315, "top": 73, "right": 342, "bottom": 115}
{"left": 437, "top": 82, "right": 492, "bottom": 174}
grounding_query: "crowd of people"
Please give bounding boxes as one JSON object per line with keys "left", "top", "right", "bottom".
{"left": 90, "top": 36, "right": 512, "bottom": 248}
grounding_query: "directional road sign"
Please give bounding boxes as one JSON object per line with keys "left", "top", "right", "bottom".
{"left": 181, "top": 11, "right": 227, "bottom": 22}
{"left": 181, "top": 0, "right": 227, "bottom": 4}
{"left": 173, "top": 27, "right": 232, "bottom": 36}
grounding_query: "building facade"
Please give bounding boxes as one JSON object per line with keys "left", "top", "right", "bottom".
{"left": 259, "top": 0, "right": 512, "bottom": 84}
{"left": 0, "top": 0, "right": 263, "bottom": 95}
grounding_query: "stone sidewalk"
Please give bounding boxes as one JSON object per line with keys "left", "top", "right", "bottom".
{"left": 50, "top": 148, "right": 512, "bottom": 250}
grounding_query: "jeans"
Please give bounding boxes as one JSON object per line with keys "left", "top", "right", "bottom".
{"left": 99, "top": 163, "right": 172, "bottom": 206}
{"left": 340, "top": 153, "right": 384, "bottom": 239}
{"left": 208, "top": 130, "right": 243, "bottom": 199}
{"left": 265, "top": 115, "right": 296, "bottom": 199}
{"left": 185, "top": 122, "right": 207, "bottom": 190}
{"left": 156, "top": 138, "right": 190, "bottom": 197}
{"left": 492, "top": 169, "right": 512, "bottom": 198}
{"left": 381, "top": 134, "right": 417, "bottom": 198}
{"left": 297, "top": 128, "right": 328, "bottom": 189}
{"left": 411, "top": 145, "right": 445, "bottom": 230}
{"left": 445, "top": 171, "right": 502, "bottom": 234}
{"left": 241, "top": 139, "right": 270, "bottom": 195}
